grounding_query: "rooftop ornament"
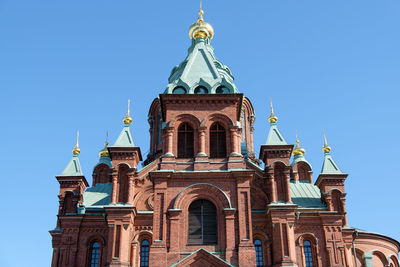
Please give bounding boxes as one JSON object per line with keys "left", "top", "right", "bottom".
{"left": 292, "top": 130, "right": 306, "bottom": 156}
{"left": 72, "top": 131, "right": 81, "bottom": 155}
{"left": 189, "top": 1, "right": 214, "bottom": 39}
{"left": 123, "top": 99, "right": 133, "bottom": 125}
{"left": 268, "top": 99, "right": 278, "bottom": 124}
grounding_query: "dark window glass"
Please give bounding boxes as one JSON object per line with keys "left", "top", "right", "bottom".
{"left": 140, "top": 240, "right": 150, "bottom": 267}
{"left": 304, "top": 240, "right": 314, "bottom": 267}
{"left": 178, "top": 123, "right": 194, "bottom": 158}
{"left": 173, "top": 86, "right": 187, "bottom": 94}
{"left": 210, "top": 123, "right": 226, "bottom": 158}
{"left": 194, "top": 86, "right": 208, "bottom": 94}
{"left": 216, "top": 85, "right": 230, "bottom": 94}
{"left": 89, "top": 242, "right": 100, "bottom": 267}
{"left": 254, "top": 239, "right": 263, "bottom": 267}
{"left": 188, "top": 199, "right": 217, "bottom": 244}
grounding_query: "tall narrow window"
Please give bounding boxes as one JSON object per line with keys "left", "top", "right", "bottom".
{"left": 254, "top": 239, "right": 263, "bottom": 267}
{"left": 303, "top": 240, "right": 314, "bottom": 267}
{"left": 210, "top": 123, "right": 226, "bottom": 158}
{"left": 188, "top": 199, "right": 217, "bottom": 244}
{"left": 140, "top": 240, "right": 150, "bottom": 267}
{"left": 178, "top": 123, "right": 194, "bottom": 158}
{"left": 89, "top": 242, "right": 100, "bottom": 267}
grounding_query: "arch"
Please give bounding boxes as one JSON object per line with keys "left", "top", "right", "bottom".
{"left": 327, "top": 188, "right": 345, "bottom": 195}
{"left": 85, "top": 235, "right": 106, "bottom": 246}
{"left": 170, "top": 113, "right": 201, "bottom": 129}
{"left": 355, "top": 248, "right": 366, "bottom": 267}
{"left": 132, "top": 230, "right": 153, "bottom": 243}
{"left": 147, "top": 98, "right": 160, "bottom": 117}
{"left": 297, "top": 233, "right": 319, "bottom": 267}
{"left": 203, "top": 113, "right": 234, "bottom": 129}
{"left": 173, "top": 183, "right": 232, "bottom": 210}
{"left": 371, "top": 250, "right": 389, "bottom": 266}
{"left": 269, "top": 160, "right": 289, "bottom": 168}
{"left": 330, "top": 189, "right": 344, "bottom": 213}
{"left": 215, "top": 85, "right": 230, "bottom": 94}
{"left": 194, "top": 85, "right": 208, "bottom": 94}
{"left": 250, "top": 186, "right": 269, "bottom": 210}
{"left": 85, "top": 235, "right": 105, "bottom": 267}
{"left": 115, "top": 162, "right": 133, "bottom": 169}
{"left": 293, "top": 161, "right": 312, "bottom": 182}
{"left": 93, "top": 163, "right": 111, "bottom": 184}
{"left": 132, "top": 186, "right": 154, "bottom": 210}
{"left": 172, "top": 86, "right": 187, "bottom": 94}
{"left": 117, "top": 164, "right": 130, "bottom": 203}
{"left": 389, "top": 255, "right": 399, "bottom": 267}
{"left": 63, "top": 191, "right": 77, "bottom": 214}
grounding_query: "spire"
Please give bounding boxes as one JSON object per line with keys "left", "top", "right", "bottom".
{"left": 266, "top": 100, "right": 287, "bottom": 145}
{"left": 189, "top": 2, "right": 214, "bottom": 40}
{"left": 98, "top": 131, "right": 112, "bottom": 167}
{"left": 292, "top": 130, "right": 306, "bottom": 156}
{"left": 320, "top": 132, "right": 342, "bottom": 174}
{"left": 60, "top": 132, "right": 83, "bottom": 176}
{"left": 123, "top": 99, "right": 133, "bottom": 125}
{"left": 112, "top": 100, "right": 135, "bottom": 147}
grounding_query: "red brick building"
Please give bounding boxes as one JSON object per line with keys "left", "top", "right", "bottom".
{"left": 50, "top": 8, "right": 400, "bottom": 267}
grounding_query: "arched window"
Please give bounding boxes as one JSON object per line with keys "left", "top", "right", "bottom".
{"left": 173, "top": 86, "right": 187, "bottom": 94}
{"left": 254, "top": 239, "right": 263, "bottom": 267}
{"left": 178, "top": 123, "right": 194, "bottom": 158}
{"left": 303, "top": 240, "right": 314, "bottom": 267}
{"left": 216, "top": 85, "right": 230, "bottom": 94}
{"left": 88, "top": 241, "right": 100, "bottom": 267}
{"left": 188, "top": 199, "right": 217, "bottom": 244}
{"left": 210, "top": 123, "right": 226, "bottom": 158}
{"left": 140, "top": 240, "right": 150, "bottom": 267}
{"left": 194, "top": 86, "right": 208, "bottom": 94}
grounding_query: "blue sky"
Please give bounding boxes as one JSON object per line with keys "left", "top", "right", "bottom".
{"left": 1, "top": 0, "right": 399, "bottom": 266}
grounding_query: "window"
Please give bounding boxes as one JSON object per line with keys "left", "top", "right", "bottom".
{"left": 254, "top": 239, "right": 263, "bottom": 267}
{"left": 194, "top": 86, "right": 208, "bottom": 94}
{"left": 188, "top": 199, "right": 217, "bottom": 244}
{"left": 173, "top": 86, "right": 187, "bottom": 94}
{"left": 140, "top": 240, "right": 150, "bottom": 267}
{"left": 216, "top": 85, "right": 230, "bottom": 94}
{"left": 304, "top": 240, "right": 314, "bottom": 267}
{"left": 210, "top": 123, "right": 226, "bottom": 158}
{"left": 89, "top": 242, "right": 100, "bottom": 267}
{"left": 178, "top": 123, "right": 194, "bottom": 158}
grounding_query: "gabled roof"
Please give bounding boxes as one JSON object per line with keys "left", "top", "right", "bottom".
{"left": 171, "top": 248, "right": 234, "bottom": 267}
{"left": 321, "top": 152, "right": 342, "bottom": 174}
{"left": 82, "top": 182, "right": 112, "bottom": 207}
{"left": 266, "top": 122, "right": 287, "bottom": 145}
{"left": 59, "top": 154, "right": 83, "bottom": 176}
{"left": 111, "top": 124, "right": 135, "bottom": 147}
{"left": 164, "top": 38, "right": 239, "bottom": 94}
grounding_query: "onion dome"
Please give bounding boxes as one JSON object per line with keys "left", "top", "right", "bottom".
{"left": 292, "top": 131, "right": 306, "bottom": 156}
{"left": 189, "top": 3, "right": 214, "bottom": 40}
{"left": 123, "top": 99, "right": 133, "bottom": 125}
{"left": 268, "top": 99, "right": 278, "bottom": 123}
{"left": 72, "top": 131, "right": 81, "bottom": 155}
{"left": 322, "top": 130, "right": 331, "bottom": 153}
{"left": 99, "top": 136, "right": 109, "bottom": 157}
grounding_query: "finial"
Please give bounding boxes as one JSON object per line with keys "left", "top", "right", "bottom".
{"left": 123, "top": 99, "right": 133, "bottom": 124}
{"left": 292, "top": 130, "right": 306, "bottom": 156}
{"left": 189, "top": 1, "right": 214, "bottom": 39}
{"left": 268, "top": 99, "right": 278, "bottom": 123}
{"left": 199, "top": 1, "right": 204, "bottom": 22}
{"left": 322, "top": 130, "right": 331, "bottom": 153}
{"left": 99, "top": 131, "right": 110, "bottom": 157}
{"left": 72, "top": 131, "right": 81, "bottom": 155}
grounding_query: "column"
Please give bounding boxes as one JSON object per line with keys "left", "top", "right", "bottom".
{"left": 197, "top": 127, "right": 206, "bottom": 156}
{"left": 230, "top": 128, "right": 239, "bottom": 155}
{"left": 285, "top": 171, "right": 292, "bottom": 203}
{"left": 341, "top": 198, "right": 348, "bottom": 226}
{"left": 269, "top": 171, "right": 277, "bottom": 203}
{"left": 128, "top": 171, "right": 134, "bottom": 204}
{"left": 165, "top": 128, "right": 174, "bottom": 157}
{"left": 224, "top": 208, "right": 236, "bottom": 263}
{"left": 111, "top": 171, "right": 118, "bottom": 204}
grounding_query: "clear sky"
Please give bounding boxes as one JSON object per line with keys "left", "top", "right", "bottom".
{"left": 1, "top": 0, "right": 399, "bottom": 266}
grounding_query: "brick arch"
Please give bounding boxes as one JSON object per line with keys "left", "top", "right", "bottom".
{"left": 355, "top": 248, "right": 366, "bottom": 267}
{"left": 172, "top": 183, "right": 232, "bottom": 210}
{"left": 132, "top": 186, "right": 153, "bottom": 210}
{"left": 272, "top": 161, "right": 289, "bottom": 202}
{"left": 93, "top": 163, "right": 111, "bottom": 184}
{"left": 132, "top": 230, "right": 153, "bottom": 243}
{"left": 292, "top": 161, "right": 312, "bottom": 182}
{"left": 371, "top": 250, "right": 389, "bottom": 266}
{"left": 250, "top": 186, "right": 268, "bottom": 210}
{"left": 115, "top": 162, "right": 133, "bottom": 169}
{"left": 85, "top": 234, "right": 106, "bottom": 246}
{"left": 169, "top": 113, "right": 201, "bottom": 130}
{"left": 389, "top": 255, "right": 399, "bottom": 267}
{"left": 297, "top": 233, "right": 320, "bottom": 267}
{"left": 270, "top": 160, "right": 289, "bottom": 168}
{"left": 203, "top": 113, "right": 234, "bottom": 129}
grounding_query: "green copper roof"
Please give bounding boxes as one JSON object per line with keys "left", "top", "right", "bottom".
{"left": 290, "top": 181, "right": 326, "bottom": 209}
{"left": 60, "top": 154, "right": 83, "bottom": 176}
{"left": 164, "top": 38, "right": 239, "bottom": 94}
{"left": 291, "top": 153, "right": 312, "bottom": 168}
{"left": 82, "top": 182, "right": 112, "bottom": 207}
{"left": 321, "top": 151, "right": 343, "bottom": 174}
{"left": 111, "top": 123, "right": 135, "bottom": 147}
{"left": 266, "top": 122, "right": 287, "bottom": 145}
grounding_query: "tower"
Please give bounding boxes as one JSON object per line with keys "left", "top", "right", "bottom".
{"left": 50, "top": 6, "right": 400, "bottom": 267}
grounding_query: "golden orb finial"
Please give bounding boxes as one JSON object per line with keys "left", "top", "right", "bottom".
{"left": 72, "top": 131, "right": 81, "bottom": 155}
{"left": 123, "top": 99, "right": 133, "bottom": 124}
{"left": 189, "top": 2, "right": 214, "bottom": 39}
{"left": 99, "top": 131, "right": 110, "bottom": 157}
{"left": 292, "top": 130, "right": 306, "bottom": 156}
{"left": 268, "top": 99, "right": 278, "bottom": 123}
{"left": 322, "top": 130, "right": 331, "bottom": 153}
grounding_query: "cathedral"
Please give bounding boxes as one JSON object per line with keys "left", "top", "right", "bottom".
{"left": 50, "top": 7, "right": 400, "bottom": 267}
